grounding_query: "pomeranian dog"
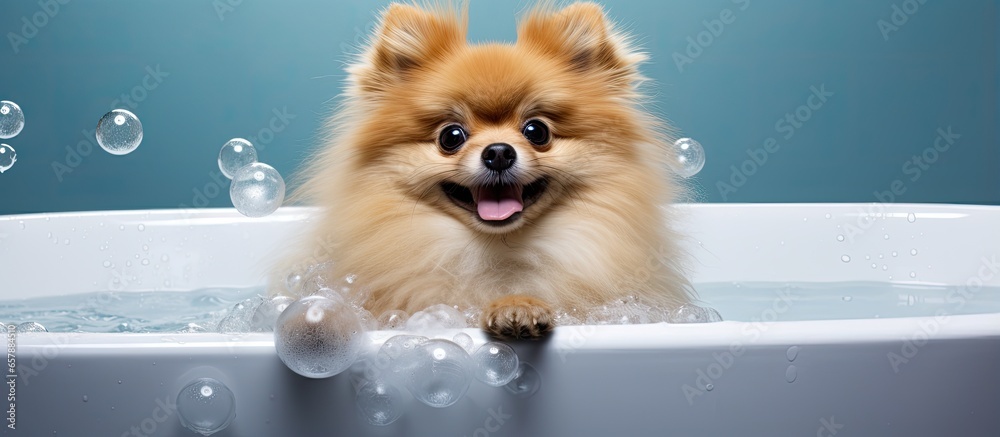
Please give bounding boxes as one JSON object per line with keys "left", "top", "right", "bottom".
{"left": 287, "top": 1, "right": 692, "bottom": 340}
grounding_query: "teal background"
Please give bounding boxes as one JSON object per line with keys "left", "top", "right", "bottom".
{"left": 0, "top": 0, "right": 996, "bottom": 214}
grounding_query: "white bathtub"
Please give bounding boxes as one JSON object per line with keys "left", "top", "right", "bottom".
{"left": 2, "top": 204, "right": 998, "bottom": 436}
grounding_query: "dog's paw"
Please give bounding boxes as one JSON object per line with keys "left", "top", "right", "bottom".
{"left": 481, "top": 295, "right": 554, "bottom": 340}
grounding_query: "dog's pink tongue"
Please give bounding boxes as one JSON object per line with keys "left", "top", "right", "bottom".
{"left": 476, "top": 185, "right": 523, "bottom": 221}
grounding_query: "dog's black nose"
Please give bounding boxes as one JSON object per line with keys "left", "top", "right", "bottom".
{"left": 482, "top": 143, "right": 516, "bottom": 171}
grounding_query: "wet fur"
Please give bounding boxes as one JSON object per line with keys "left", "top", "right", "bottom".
{"left": 285, "top": 2, "right": 692, "bottom": 339}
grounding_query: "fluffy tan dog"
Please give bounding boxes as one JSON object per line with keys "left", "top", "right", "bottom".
{"left": 288, "top": 1, "right": 692, "bottom": 339}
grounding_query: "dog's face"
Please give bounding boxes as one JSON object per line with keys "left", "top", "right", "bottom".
{"left": 345, "top": 3, "right": 659, "bottom": 235}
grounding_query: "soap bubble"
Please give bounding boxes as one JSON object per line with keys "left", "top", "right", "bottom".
{"left": 218, "top": 138, "right": 258, "bottom": 179}
{"left": 299, "top": 263, "right": 333, "bottom": 295}
{"left": 553, "top": 310, "right": 583, "bottom": 326}
{"left": 377, "top": 335, "right": 428, "bottom": 362}
{"left": 16, "top": 322, "right": 47, "bottom": 333}
{"left": 463, "top": 307, "right": 482, "bottom": 327}
{"left": 402, "top": 339, "right": 472, "bottom": 408}
{"left": 0, "top": 101, "right": 24, "bottom": 139}
{"left": 96, "top": 109, "right": 143, "bottom": 155}
{"left": 373, "top": 335, "right": 428, "bottom": 384}
{"left": 275, "top": 296, "right": 366, "bottom": 378}
{"left": 377, "top": 310, "right": 409, "bottom": 330}
{"left": 216, "top": 296, "right": 266, "bottom": 333}
{"left": 249, "top": 295, "right": 294, "bottom": 332}
{"left": 355, "top": 380, "right": 405, "bottom": 426}
{"left": 504, "top": 362, "right": 541, "bottom": 398}
{"left": 285, "top": 271, "right": 304, "bottom": 294}
{"left": 668, "top": 304, "right": 723, "bottom": 323}
{"left": 673, "top": 138, "right": 705, "bottom": 178}
{"left": 452, "top": 332, "right": 474, "bottom": 352}
{"left": 406, "top": 304, "right": 467, "bottom": 331}
{"left": 472, "top": 342, "right": 519, "bottom": 387}
{"left": 176, "top": 378, "right": 236, "bottom": 436}
{"left": 0, "top": 144, "right": 16, "bottom": 173}
{"left": 230, "top": 162, "right": 285, "bottom": 218}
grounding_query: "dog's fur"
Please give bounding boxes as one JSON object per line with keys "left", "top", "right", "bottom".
{"left": 286, "top": 2, "right": 692, "bottom": 339}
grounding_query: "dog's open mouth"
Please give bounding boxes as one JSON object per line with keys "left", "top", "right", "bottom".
{"left": 441, "top": 178, "right": 549, "bottom": 226}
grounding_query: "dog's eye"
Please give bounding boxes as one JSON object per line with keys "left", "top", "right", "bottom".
{"left": 522, "top": 120, "right": 550, "bottom": 147}
{"left": 439, "top": 125, "right": 468, "bottom": 153}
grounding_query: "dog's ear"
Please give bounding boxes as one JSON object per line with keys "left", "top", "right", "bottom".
{"left": 353, "top": 3, "right": 467, "bottom": 93}
{"left": 517, "top": 2, "right": 645, "bottom": 79}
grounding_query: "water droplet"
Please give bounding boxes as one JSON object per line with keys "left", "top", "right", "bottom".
{"left": 803, "top": 217, "right": 808, "bottom": 222}
{"left": 218, "top": 138, "right": 258, "bottom": 179}
{"left": 882, "top": 265, "right": 888, "bottom": 271}
{"left": 0, "top": 144, "right": 17, "bottom": 173}
{"left": 842, "top": 296, "right": 853, "bottom": 302}
{"left": 705, "top": 383, "right": 714, "bottom": 391}
{"left": 230, "top": 163, "right": 285, "bottom": 218}
{"left": 883, "top": 234, "right": 890, "bottom": 240}
{"left": 891, "top": 251, "right": 898, "bottom": 257}
{"left": 672, "top": 138, "right": 705, "bottom": 178}
{"left": 841, "top": 255, "right": 851, "bottom": 263}
{"left": 909, "top": 271, "right": 916, "bottom": 278}
{"left": 785, "top": 346, "right": 800, "bottom": 361}
{"left": 137, "top": 224, "right": 145, "bottom": 232}
{"left": 0, "top": 101, "right": 25, "bottom": 139}
{"left": 103, "top": 261, "right": 111, "bottom": 268}
{"left": 836, "top": 235, "right": 844, "bottom": 242}
{"left": 161, "top": 254, "right": 169, "bottom": 262}
{"left": 141, "top": 259, "right": 149, "bottom": 266}
{"left": 117, "top": 380, "right": 122, "bottom": 384}
{"left": 824, "top": 213, "right": 832, "bottom": 219}
{"left": 910, "top": 249, "right": 918, "bottom": 256}
{"left": 82, "top": 395, "right": 88, "bottom": 402}
{"left": 96, "top": 109, "right": 142, "bottom": 155}
{"left": 785, "top": 365, "right": 798, "bottom": 382}
{"left": 871, "top": 263, "right": 877, "bottom": 269}
{"left": 865, "top": 255, "right": 871, "bottom": 260}
{"left": 907, "top": 213, "right": 916, "bottom": 223}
